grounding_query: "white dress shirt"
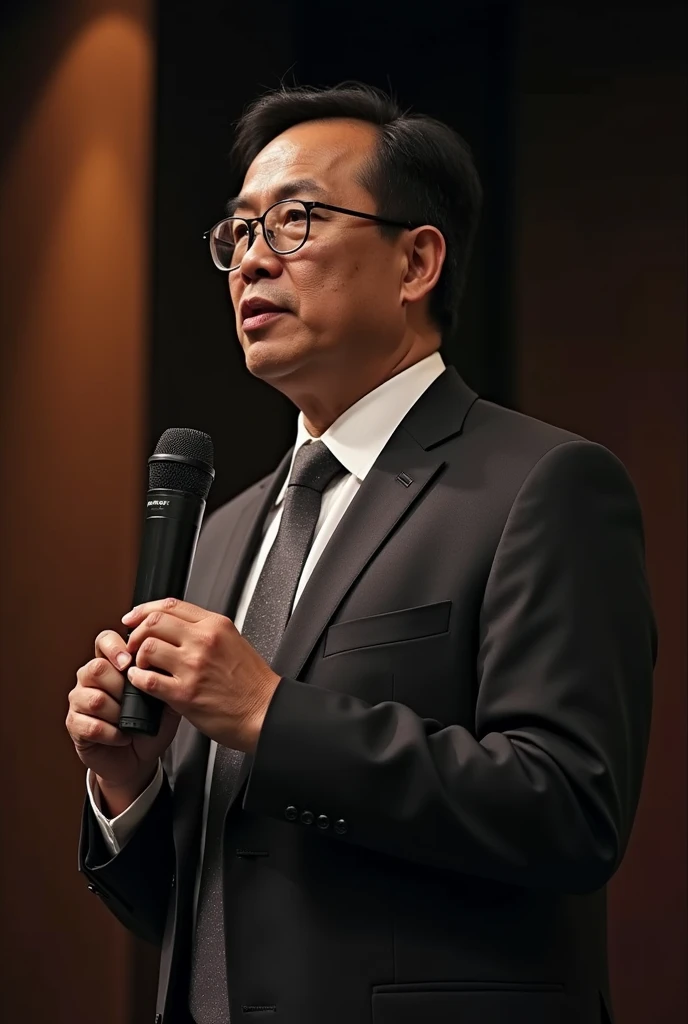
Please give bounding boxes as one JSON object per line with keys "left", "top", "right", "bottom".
{"left": 87, "top": 350, "right": 446, "bottom": 926}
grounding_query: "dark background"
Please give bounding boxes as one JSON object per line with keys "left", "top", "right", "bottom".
{"left": 0, "top": 2, "right": 685, "bottom": 1022}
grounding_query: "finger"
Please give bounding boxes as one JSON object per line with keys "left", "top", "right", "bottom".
{"left": 67, "top": 710, "right": 132, "bottom": 748}
{"left": 127, "top": 665, "right": 180, "bottom": 707}
{"left": 76, "top": 658, "right": 127, "bottom": 700}
{"left": 94, "top": 630, "right": 132, "bottom": 671}
{"left": 133, "top": 635, "right": 182, "bottom": 676}
{"left": 121, "top": 598, "right": 208, "bottom": 628}
{"left": 69, "top": 685, "right": 123, "bottom": 725}
{"left": 126, "top": 611, "right": 186, "bottom": 657}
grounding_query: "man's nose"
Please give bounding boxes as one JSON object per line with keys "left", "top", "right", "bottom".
{"left": 239, "top": 224, "right": 282, "bottom": 280}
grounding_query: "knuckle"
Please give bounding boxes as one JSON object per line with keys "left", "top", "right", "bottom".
{"left": 178, "top": 680, "right": 194, "bottom": 703}
{"left": 217, "top": 614, "right": 232, "bottom": 634}
{"left": 88, "top": 690, "right": 105, "bottom": 714}
{"left": 146, "top": 611, "right": 161, "bottom": 627}
{"left": 86, "top": 657, "right": 106, "bottom": 678}
{"left": 162, "top": 598, "right": 178, "bottom": 611}
{"left": 86, "top": 718, "right": 102, "bottom": 741}
{"left": 142, "top": 636, "right": 157, "bottom": 656}
{"left": 187, "top": 648, "right": 205, "bottom": 672}
{"left": 198, "top": 629, "right": 218, "bottom": 651}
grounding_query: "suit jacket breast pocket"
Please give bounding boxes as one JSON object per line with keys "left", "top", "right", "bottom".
{"left": 324, "top": 601, "right": 452, "bottom": 657}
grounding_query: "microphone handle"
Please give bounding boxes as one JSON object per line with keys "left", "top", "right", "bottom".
{"left": 118, "top": 489, "right": 206, "bottom": 736}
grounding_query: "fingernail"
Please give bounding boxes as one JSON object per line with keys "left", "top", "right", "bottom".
{"left": 121, "top": 609, "right": 135, "bottom": 623}
{"left": 117, "top": 652, "right": 131, "bottom": 669}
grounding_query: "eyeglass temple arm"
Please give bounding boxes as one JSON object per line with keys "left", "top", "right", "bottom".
{"left": 311, "top": 202, "right": 414, "bottom": 230}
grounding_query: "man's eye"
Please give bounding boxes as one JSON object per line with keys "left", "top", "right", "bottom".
{"left": 286, "top": 209, "right": 307, "bottom": 222}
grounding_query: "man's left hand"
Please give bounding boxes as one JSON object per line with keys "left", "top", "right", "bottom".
{"left": 122, "top": 598, "right": 281, "bottom": 753}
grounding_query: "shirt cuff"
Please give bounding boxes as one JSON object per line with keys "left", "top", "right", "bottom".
{"left": 87, "top": 761, "right": 164, "bottom": 856}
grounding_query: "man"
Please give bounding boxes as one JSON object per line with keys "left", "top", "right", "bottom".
{"left": 67, "top": 84, "right": 656, "bottom": 1024}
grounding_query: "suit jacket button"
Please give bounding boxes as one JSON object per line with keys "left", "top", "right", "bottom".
{"left": 334, "top": 819, "right": 348, "bottom": 834}
{"left": 155, "top": 1014, "right": 163, "bottom": 1024}
{"left": 284, "top": 805, "right": 298, "bottom": 821}
{"left": 300, "top": 810, "right": 314, "bottom": 825}
{"left": 317, "top": 815, "right": 330, "bottom": 829}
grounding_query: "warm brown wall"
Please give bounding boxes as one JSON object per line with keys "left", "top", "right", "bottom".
{"left": 0, "top": 3, "right": 153, "bottom": 1022}
{"left": 515, "top": 3, "right": 687, "bottom": 1021}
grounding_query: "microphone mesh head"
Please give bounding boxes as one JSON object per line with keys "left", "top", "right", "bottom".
{"left": 148, "top": 428, "right": 214, "bottom": 499}
{"left": 154, "top": 428, "right": 214, "bottom": 464}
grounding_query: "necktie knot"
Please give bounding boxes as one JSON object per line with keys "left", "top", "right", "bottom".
{"left": 289, "top": 439, "right": 345, "bottom": 494}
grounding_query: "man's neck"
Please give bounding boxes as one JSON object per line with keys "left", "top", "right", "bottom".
{"left": 299, "top": 343, "right": 440, "bottom": 436}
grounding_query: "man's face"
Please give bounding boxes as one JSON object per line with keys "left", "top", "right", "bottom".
{"left": 228, "top": 119, "right": 410, "bottom": 387}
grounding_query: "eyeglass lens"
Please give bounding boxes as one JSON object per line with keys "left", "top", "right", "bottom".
{"left": 211, "top": 201, "right": 309, "bottom": 270}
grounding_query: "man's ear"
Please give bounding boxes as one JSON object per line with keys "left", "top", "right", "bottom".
{"left": 400, "top": 225, "right": 446, "bottom": 307}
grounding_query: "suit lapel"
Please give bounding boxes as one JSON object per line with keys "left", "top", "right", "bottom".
{"left": 206, "top": 446, "right": 294, "bottom": 618}
{"left": 227, "top": 366, "right": 478, "bottom": 808}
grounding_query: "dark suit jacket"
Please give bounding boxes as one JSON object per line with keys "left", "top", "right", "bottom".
{"left": 79, "top": 366, "right": 656, "bottom": 1024}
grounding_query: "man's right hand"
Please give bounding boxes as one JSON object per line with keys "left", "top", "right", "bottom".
{"left": 66, "top": 629, "right": 181, "bottom": 813}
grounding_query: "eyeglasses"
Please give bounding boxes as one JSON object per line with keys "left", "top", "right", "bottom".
{"left": 203, "top": 199, "right": 416, "bottom": 272}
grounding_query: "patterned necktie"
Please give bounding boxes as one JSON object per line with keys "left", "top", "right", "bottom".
{"left": 189, "top": 440, "right": 346, "bottom": 1024}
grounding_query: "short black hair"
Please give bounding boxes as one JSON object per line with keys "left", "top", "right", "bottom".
{"left": 231, "top": 83, "right": 482, "bottom": 340}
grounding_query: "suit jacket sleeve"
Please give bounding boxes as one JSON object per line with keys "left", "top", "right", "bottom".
{"left": 78, "top": 767, "right": 174, "bottom": 946}
{"left": 242, "top": 439, "right": 656, "bottom": 893}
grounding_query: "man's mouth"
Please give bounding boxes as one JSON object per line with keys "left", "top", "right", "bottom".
{"left": 240, "top": 298, "right": 291, "bottom": 332}
{"left": 242, "top": 309, "right": 288, "bottom": 331}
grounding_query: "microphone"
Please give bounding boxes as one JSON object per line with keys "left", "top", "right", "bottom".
{"left": 118, "top": 428, "right": 215, "bottom": 736}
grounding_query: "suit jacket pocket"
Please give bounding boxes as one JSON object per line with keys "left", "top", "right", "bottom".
{"left": 371, "top": 982, "right": 566, "bottom": 1024}
{"left": 324, "top": 601, "right": 451, "bottom": 657}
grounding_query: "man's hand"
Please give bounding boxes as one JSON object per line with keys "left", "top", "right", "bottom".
{"left": 122, "top": 598, "right": 282, "bottom": 753}
{"left": 67, "top": 629, "right": 181, "bottom": 811}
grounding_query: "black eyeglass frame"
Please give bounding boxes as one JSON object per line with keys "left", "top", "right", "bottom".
{"left": 202, "top": 199, "right": 418, "bottom": 271}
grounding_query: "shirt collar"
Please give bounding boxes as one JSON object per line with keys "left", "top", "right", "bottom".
{"left": 274, "top": 351, "right": 446, "bottom": 506}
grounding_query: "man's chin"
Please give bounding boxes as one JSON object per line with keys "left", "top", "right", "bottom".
{"left": 242, "top": 334, "right": 310, "bottom": 381}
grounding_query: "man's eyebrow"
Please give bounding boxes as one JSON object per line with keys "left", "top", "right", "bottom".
{"left": 225, "top": 178, "right": 329, "bottom": 216}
